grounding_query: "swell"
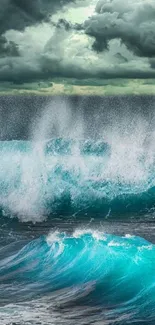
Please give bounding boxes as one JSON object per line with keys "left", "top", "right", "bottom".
{"left": 0, "top": 231, "right": 155, "bottom": 323}
{"left": 0, "top": 139, "right": 155, "bottom": 222}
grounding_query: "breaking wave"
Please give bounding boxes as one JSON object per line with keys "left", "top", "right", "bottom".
{"left": 0, "top": 138, "right": 155, "bottom": 222}
{"left": 0, "top": 230, "right": 155, "bottom": 324}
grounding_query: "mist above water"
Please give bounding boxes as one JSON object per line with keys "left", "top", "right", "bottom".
{"left": 30, "top": 95, "right": 155, "bottom": 186}
{"left": 0, "top": 95, "right": 155, "bottom": 221}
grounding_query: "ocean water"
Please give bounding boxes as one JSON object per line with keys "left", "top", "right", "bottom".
{"left": 1, "top": 95, "right": 155, "bottom": 325}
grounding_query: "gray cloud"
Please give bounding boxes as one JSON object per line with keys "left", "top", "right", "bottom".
{"left": 0, "top": 0, "right": 75, "bottom": 35}
{"left": 0, "top": 0, "right": 155, "bottom": 84}
{"left": 51, "top": 18, "right": 82, "bottom": 31}
{"left": 0, "top": 50, "right": 155, "bottom": 84}
{"left": 0, "top": 36, "right": 19, "bottom": 57}
{"left": 84, "top": 0, "right": 155, "bottom": 57}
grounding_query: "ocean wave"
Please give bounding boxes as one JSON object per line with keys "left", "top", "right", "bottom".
{"left": 0, "top": 230, "right": 155, "bottom": 323}
{"left": 0, "top": 139, "right": 155, "bottom": 222}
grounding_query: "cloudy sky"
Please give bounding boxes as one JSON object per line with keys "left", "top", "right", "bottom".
{"left": 0, "top": 0, "right": 155, "bottom": 85}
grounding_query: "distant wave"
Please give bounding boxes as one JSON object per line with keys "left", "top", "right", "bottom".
{"left": 0, "top": 139, "right": 155, "bottom": 222}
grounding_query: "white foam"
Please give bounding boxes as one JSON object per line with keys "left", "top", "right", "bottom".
{"left": 73, "top": 229, "right": 106, "bottom": 241}
{"left": 1, "top": 98, "right": 155, "bottom": 222}
{"left": 46, "top": 231, "right": 61, "bottom": 246}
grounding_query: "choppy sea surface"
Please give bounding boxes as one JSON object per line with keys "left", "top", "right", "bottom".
{"left": 1, "top": 95, "right": 155, "bottom": 324}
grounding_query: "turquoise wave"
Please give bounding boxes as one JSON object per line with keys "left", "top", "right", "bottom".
{"left": 0, "top": 231, "right": 155, "bottom": 323}
{"left": 0, "top": 139, "right": 155, "bottom": 221}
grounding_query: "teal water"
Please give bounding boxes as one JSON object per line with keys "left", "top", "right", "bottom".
{"left": 0, "top": 139, "right": 155, "bottom": 222}
{"left": 0, "top": 229, "right": 155, "bottom": 324}
{"left": 0, "top": 138, "right": 155, "bottom": 324}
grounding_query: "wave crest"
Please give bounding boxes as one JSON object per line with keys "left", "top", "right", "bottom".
{"left": 0, "top": 230, "right": 155, "bottom": 322}
{"left": 0, "top": 139, "right": 155, "bottom": 222}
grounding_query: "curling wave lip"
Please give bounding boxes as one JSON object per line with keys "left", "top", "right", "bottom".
{"left": 0, "top": 230, "right": 155, "bottom": 324}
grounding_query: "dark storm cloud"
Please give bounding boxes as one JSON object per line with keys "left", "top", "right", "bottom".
{"left": 0, "top": 0, "right": 155, "bottom": 84}
{"left": 150, "top": 59, "right": 155, "bottom": 69}
{"left": 84, "top": 0, "right": 155, "bottom": 57}
{"left": 1, "top": 54, "right": 155, "bottom": 84}
{"left": 0, "top": 0, "right": 75, "bottom": 35}
{"left": 51, "top": 19, "right": 82, "bottom": 31}
{"left": 0, "top": 36, "right": 19, "bottom": 57}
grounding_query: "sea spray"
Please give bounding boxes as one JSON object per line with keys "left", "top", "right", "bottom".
{"left": 0, "top": 98, "right": 155, "bottom": 221}
{"left": 0, "top": 137, "right": 154, "bottom": 221}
